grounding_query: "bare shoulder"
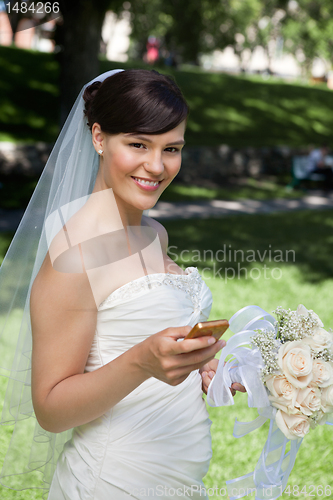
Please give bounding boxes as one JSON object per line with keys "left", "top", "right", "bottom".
{"left": 31, "top": 240, "right": 96, "bottom": 317}
{"left": 30, "top": 241, "right": 97, "bottom": 412}
{"left": 142, "top": 215, "right": 168, "bottom": 252}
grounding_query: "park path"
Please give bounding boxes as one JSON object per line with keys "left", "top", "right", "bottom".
{"left": 1, "top": 192, "right": 333, "bottom": 232}
{"left": 148, "top": 193, "right": 333, "bottom": 220}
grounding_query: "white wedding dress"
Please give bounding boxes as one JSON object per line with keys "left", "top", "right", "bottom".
{"left": 48, "top": 266, "right": 213, "bottom": 500}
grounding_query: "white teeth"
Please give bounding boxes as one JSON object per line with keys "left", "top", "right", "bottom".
{"left": 133, "top": 177, "right": 160, "bottom": 187}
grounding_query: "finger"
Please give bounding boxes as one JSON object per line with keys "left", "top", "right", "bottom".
{"left": 231, "top": 383, "right": 246, "bottom": 393}
{"left": 170, "top": 353, "right": 220, "bottom": 380}
{"left": 201, "top": 358, "right": 219, "bottom": 374}
{"left": 209, "top": 358, "right": 219, "bottom": 372}
{"left": 176, "top": 341, "right": 225, "bottom": 368}
{"left": 199, "top": 364, "right": 209, "bottom": 374}
{"left": 199, "top": 357, "right": 219, "bottom": 374}
{"left": 201, "top": 372, "right": 211, "bottom": 395}
{"left": 166, "top": 325, "right": 192, "bottom": 340}
{"left": 167, "top": 336, "right": 220, "bottom": 357}
{"left": 179, "top": 337, "right": 226, "bottom": 355}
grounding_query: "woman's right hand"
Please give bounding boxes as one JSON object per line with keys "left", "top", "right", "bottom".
{"left": 134, "top": 326, "right": 226, "bottom": 386}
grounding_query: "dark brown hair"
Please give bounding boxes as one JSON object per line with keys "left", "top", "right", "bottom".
{"left": 83, "top": 69, "right": 189, "bottom": 135}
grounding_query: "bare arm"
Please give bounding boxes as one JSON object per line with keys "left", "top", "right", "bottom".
{"left": 31, "top": 252, "right": 224, "bottom": 434}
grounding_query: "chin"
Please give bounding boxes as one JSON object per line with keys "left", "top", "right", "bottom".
{"left": 139, "top": 201, "right": 158, "bottom": 212}
{"left": 126, "top": 197, "right": 158, "bottom": 212}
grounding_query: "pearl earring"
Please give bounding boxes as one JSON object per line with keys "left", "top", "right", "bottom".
{"left": 98, "top": 149, "right": 103, "bottom": 155}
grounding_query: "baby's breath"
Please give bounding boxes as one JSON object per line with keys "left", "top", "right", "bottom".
{"left": 315, "top": 348, "right": 333, "bottom": 363}
{"left": 252, "top": 329, "right": 280, "bottom": 377}
{"left": 273, "top": 306, "right": 319, "bottom": 342}
{"left": 310, "top": 410, "right": 326, "bottom": 428}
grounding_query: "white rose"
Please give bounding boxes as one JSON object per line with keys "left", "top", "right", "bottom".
{"left": 303, "top": 327, "right": 333, "bottom": 353}
{"left": 278, "top": 341, "right": 313, "bottom": 388}
{"left": 275, "top": 410, "right": 310, "bottom": 440}
{"left": 321, "top": 385, "right": 333, "bottom": 414}
{"left": 296, "top": 304, "right": 309, "bottom": 317}
{"left": 296, "top": 304, "right": 324, "bottom": 327}
{"left": 312, "top": 360, "right": 333, "bottom": 388}
{"left": 295, "top": 386, "right": 321, "bottom": 416}
{"left": 316, "top": 410, "right": 328, "bottom": 426}
{"left": 268, "top": 394, "right": 298, "bottom": 414}
{"left": 264, "top": 374, "right": 298, "bottom": 406}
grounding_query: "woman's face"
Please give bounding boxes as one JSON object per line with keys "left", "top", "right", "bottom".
{"left": 92, "top": 120, "right": 186, "bottom": 213}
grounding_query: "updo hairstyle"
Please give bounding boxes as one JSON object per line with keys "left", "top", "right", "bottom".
{"left": 83, "top": 69, "right": 189, "bottom": 135}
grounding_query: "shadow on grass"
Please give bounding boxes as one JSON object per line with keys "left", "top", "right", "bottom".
{"left": 2, "top": 46, "right": 333, "bottom": 147}
{"left": 1, "top": 210, "right": 332, "bottom": 283}
{"left": 159, "top": 179, "right": 304, "bottom": 202}
{"left": 163, "top": 210, "right": 333, "bottom": 284}
{"left": 174, "top": 70, "right": 333, "bottom": 147}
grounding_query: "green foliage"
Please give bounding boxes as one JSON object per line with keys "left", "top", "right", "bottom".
{"left": 0, "top": 46, "right": 59, "bottom": 142}
{"left": 128, "top": 0, "right": 333, "bottom": 77}
{"left": 282, "top": 0, "right": 333, "bottom": 74}
{"left": 0, "top": 179, "right": 38, "bottom": 209}
{"left": 128, "top": 0, "right": 291, "bottom": 68}
{"left": 128, "top": 0, "right": 224, "bottom": 63}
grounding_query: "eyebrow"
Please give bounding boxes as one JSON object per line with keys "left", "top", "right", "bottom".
{"left": 125, "top": 134, "right": 186, "bottom": 146}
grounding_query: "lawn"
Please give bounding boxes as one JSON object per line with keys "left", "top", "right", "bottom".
{"left": 158, "top": 177, "right": 303, "bottom": 202}
{"left": 0, "top": 209, "right": 333, "bottom": 499}
{"left": 163, "top": 210, "right": 333, "bottom": 500}
{"left": 1, "top": 45, "right": 333, "bottom": 147}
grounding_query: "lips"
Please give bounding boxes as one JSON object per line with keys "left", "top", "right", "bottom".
{"left": 131, "top": 176, "right": 162, "bottom": 191}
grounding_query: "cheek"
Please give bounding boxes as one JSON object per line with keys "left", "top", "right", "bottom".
{"left": 105, "top": 150, "right": 136, "bottom": 176}
{"left": 167, "top": 157, "right": 182, "bottom": 177}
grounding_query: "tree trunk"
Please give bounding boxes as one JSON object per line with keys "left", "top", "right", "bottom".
{"left": 59, "top": 0, "right": 106, "bottom": 125}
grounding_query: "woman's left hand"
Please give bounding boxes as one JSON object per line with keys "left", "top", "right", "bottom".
{"left": 199, "top": 359, "right": 246, "bottom": 396}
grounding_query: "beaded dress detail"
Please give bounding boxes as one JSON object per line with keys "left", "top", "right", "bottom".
{"left": 48, "top": 266, "right": 213, "bottom": 500}
{"left": 99, "top": 266, "right": 203, "bottom": 311}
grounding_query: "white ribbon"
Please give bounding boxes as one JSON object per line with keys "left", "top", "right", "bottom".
{"left": 207, "top": 306, "right": 304, "bottom": 500}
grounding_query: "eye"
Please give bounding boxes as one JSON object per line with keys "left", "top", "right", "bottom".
{"left": 165, "top": 147, "right": 180, "bottom": 153}
{"left": 130, "top": 143, "right": 146, "bottom": 149}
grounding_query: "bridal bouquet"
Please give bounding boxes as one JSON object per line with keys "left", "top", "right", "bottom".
{"left": 207, "top": 304, "right": 333, "bottom": 500}
{"left": 253, "top": 304, "right": 333, "bottom": 440}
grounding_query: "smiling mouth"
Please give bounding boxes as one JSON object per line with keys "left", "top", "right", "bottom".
{"left": 131, "top": 176, "right": 162, "bottom": 187}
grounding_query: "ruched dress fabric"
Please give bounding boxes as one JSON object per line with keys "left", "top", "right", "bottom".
{"left": 48, "top": 267, "right": 213, "bottom": 500}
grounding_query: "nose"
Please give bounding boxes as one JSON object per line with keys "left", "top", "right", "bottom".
{"left": 144, "top": 152, "right": 164, "bottom": 176}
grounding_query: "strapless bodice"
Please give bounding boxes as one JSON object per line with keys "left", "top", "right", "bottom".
{"left": 85, "top": 266, "right": 213, "bottom": 370}
{"left": 50, "top": 267, "right": 214, "bottom": 500}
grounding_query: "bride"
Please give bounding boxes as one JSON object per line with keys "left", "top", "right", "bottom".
{"left": 0, "top": 68, "right": 243, "bottom": 499}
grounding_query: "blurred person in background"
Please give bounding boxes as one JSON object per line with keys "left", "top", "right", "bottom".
{"left": 307, "top": 144, "right": 333, "bottom": 191}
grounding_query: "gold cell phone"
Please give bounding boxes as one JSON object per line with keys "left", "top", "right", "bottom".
{"left": 184, "top": 319, "right": 229, "bottom": 340}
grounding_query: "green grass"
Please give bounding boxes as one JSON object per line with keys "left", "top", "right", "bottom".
{"left": 159, "top": 177, "right": 304, "bottom": 202}
{"left": 162, "top": 210, "right": 333, "bottom": 500}
{"left": 2, "top": 45, "right": 333, "bottom": 147}
{"left": 1, "top": 210, "right": 333, "bottom": 498}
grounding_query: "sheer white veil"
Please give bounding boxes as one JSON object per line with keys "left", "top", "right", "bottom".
{"left": 0, "top": 68, "right": 145, "bottom": 497}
